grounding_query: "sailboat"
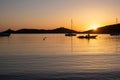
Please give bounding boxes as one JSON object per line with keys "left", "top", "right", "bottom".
{"left": 0, "top": 29, "right": 11, "bottom": 37}
{"left": 0, "top": 32, "right": 11, "bottom": 37}
{"left": 110, "top": 18, "right": 120, "bottom": 36}
{"left": 65, "top": 19, "right": 76, "bottom": 36}
{"left": 65, "top": 32, "right": 76, "bottom": 36}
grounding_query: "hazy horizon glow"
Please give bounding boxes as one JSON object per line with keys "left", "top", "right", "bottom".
{"left": 0, "top": 0, "right": 120, "bottom": 31}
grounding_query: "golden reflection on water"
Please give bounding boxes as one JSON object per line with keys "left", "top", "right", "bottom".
{"left": 0, "top": 34, "right": 119, "bottom": 55}
{"left": 71, "top": 34, "right": 120, "bottom": 55}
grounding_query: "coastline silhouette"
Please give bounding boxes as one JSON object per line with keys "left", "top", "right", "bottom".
{"left": 0, "top": 23, "right": 120, "bottom": 35}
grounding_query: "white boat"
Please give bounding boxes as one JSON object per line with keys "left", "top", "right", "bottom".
{"left": 65, "top": 19, "right": 76, "bottom": 36}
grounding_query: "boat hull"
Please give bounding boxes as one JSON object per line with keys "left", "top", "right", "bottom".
{"left": 0, "top": 33, "right": 11, "bottom": 37}
{"left": 65, "top": 33, "right": 76, "bottom": 36}
{"left": 77, "top": 35, "right": 97, "bottom": 39}
{"left": 110, "top": 33, "right": 120, "bottom": 36}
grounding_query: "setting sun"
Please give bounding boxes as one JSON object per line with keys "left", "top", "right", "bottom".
{"left": 91, "top": 24, "right": 100, "bottom": 30}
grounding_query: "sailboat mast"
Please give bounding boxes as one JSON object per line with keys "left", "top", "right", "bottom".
{"left": 71, "top": 19, "right": 72, "bottom": 30}
{"left": 116, "top": 18, "right": 118, "bottom": 24}
{"left": 71, "top": 19, "right": 73, "bottom": 33}
{"left": 65, "top": 19, "right": 76, "bottom": 36}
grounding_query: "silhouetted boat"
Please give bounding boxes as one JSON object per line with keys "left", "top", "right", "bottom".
{"left": 65, "top": 33, "right": 76, "bottom": 36}
{"left": 110, "top": 33, "right": 120, "bottom": 36}
{"left": 77, "top": 34, "right": 97, "bottom": 39}
{"left": 0, "top": 32, "right": 11, "bottom": 37}
{"left": 110, "top": 18, "right": 120, "bottom": 36}
{"left": 0, "top": 29, "right": 12, "bottom": 37}
{"left": 65, "top": 19, "right": 76, "bottom": 36}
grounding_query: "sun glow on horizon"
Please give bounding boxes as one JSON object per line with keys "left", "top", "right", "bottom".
{"left": 90, "top": 24, "right": 101, "bottom": 30}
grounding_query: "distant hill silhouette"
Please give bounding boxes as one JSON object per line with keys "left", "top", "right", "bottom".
{"left": 2, "top": 29, "right": 14, "bottom": 33}
{"left": 84, "top": 24, "right": 120, "bottom": 34}
{"left": 12, "top": 27, "right": 78, "bottom": 34}
{"left": 2, "top": 24, "right": 120, "bottom": 34}
{"left": 50, "top": 27, "right": 77, "bottom": 33}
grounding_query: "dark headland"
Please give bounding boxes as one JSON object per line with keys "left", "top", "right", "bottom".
{"left": 85, "top": 23, "right": 120, "bottom": 34}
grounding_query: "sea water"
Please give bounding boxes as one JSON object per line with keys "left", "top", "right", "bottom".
{"left": 0, "top": 34, "right": 120, "bottom": 80}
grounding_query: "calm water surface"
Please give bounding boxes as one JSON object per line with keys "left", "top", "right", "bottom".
{"left": 0, "top": 34, "right": 120, "bottom": 80}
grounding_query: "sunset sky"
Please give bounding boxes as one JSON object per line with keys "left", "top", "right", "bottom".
{"left": 0, "top": 0, "right": 120, "bottom": 31}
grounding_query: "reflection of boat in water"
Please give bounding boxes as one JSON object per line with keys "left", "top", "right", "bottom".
{"left": 65, "top": 19, "right": 76, "bottom": 37}
{"left": 77, "top": 34, "right": 97, "bottom": 39}
{"left": 0, "top": 32, "right": 11, "bottom": 37}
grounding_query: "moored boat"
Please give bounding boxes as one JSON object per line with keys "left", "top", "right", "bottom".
{"left": 65, "top": 33, "right": 76, "bottom": 36}
{"left": 0, "top": 32, "right": 11, "bottom": 37}
{"left": 65, "top": 19, "right": 76, "bottom": 37}
{"left": 110, "top": 33, "right": 120, "bottom": 36}
{"left": 0, "top": 29, "right": 12, "bottom": 37}
{"left": 77, "top": 34, "right": 97, "bottom": 39}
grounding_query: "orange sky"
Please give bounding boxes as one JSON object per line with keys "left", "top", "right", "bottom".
{"left": 0, "top": 0, "right": 120, "bottom": 31}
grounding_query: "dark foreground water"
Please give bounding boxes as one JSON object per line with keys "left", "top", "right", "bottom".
{"left": 0, "top": 34, "right": 120, "bottom": 80}
{"left": 1, "top": 71, "right": 120, "bottom": 80}
{"left": 0, "top": 55, "right": 120, "bottom": 80}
